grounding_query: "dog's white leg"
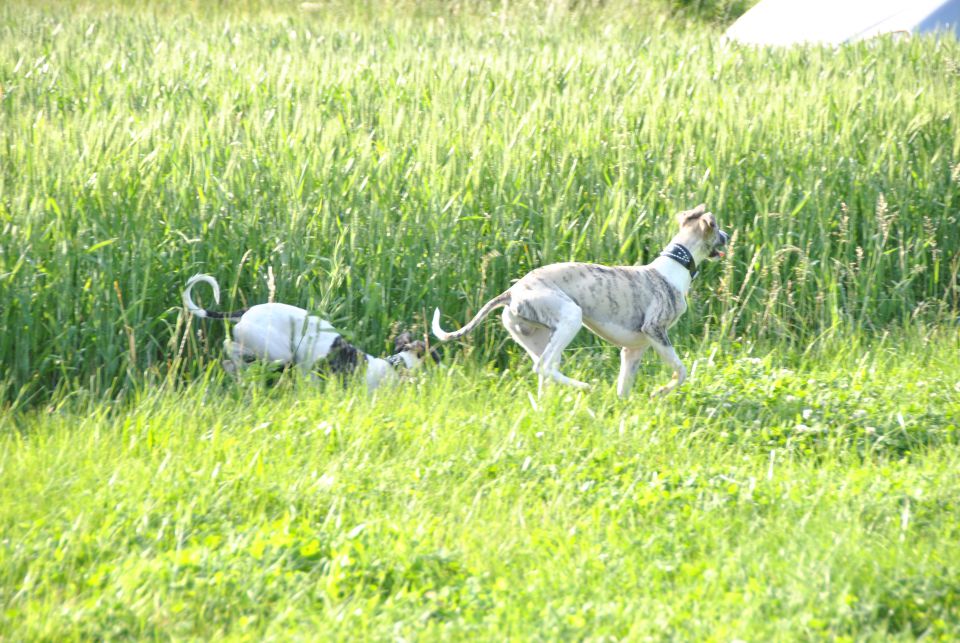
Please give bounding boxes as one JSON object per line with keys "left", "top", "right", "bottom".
{"left": 548, "top": 371, "right": 590, "bottom": 389}
{"left": 502, "top": 308, "right": 551, "bottom": 370}
{"left": 617, "top": 342, "right": 649, "bottom": 398}
{"left": 537, "top": 305, "right": 589, "bottom": 391}
{"left": 648, "top": 337, "right": 686, "bottom": 396}
{"left": 296, "top": 358, "right": 322, "bottom": 382}
{"left": 222, "top": 338, "right": 249, "bottom": 376}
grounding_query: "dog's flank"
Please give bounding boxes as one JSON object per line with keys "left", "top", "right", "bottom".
{"left": 182, "top": 274, "right": 435, "bottom": 392}
{"left": 432, "top": 204, "right": 730, "bottom": 398}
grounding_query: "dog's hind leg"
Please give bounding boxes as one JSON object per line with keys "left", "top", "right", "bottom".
{"left": 502, "top": 308, "right": 551, "bottom": 367}
{"left": 502, "top": 307, "right": 554, "bottom": 397}
{"left": 223, "top": 338, "right": 256, "bottom": 376}
{"left": 536, "top": 302, "right": 589, "bottom": 391}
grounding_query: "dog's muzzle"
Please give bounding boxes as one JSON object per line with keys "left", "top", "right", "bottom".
{"left": 710, "top": 230, "right": 730, "bottom": 258}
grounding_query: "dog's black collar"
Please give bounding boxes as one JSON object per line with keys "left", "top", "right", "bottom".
{"left": 659, "top": 243, "right": 698, "bottom": 279}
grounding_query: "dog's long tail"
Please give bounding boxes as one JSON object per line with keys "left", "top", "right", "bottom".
{"left": 182, "top": 274, "right": 245, "bottom": 320}
{"left": 432, "top": 292, "right": 511, "bottom": 341}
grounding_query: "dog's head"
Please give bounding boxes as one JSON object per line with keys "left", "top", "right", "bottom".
{"left": 393, "top": 331, "right": 442, "bottom": 368}
{"left": 674, "top": 204, "right": 730, "bottom": 264}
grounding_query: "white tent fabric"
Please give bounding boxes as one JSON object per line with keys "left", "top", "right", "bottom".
{"left": 725, "top": 0, "right": 960, "bottom": 46}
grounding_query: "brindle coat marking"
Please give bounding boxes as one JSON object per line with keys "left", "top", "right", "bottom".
{"left": 432, "top": 205, "right": 730, "bottom": 397}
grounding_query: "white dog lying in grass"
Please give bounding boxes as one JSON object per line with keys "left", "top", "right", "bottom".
{"left": 181, "top": 274, "right": 437, "bottom": 391}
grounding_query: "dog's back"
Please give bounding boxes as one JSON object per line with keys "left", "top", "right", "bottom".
{"left": 232, "top": 303, "right": 340, "bottom": 367}
{"left": 516, "top": 262, "right": 687, "bottom": 338}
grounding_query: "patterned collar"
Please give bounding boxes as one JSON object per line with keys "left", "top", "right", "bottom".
{"left": 386, "top": 353, "right": 409, "bottom": 369}
{"left": 659, "top": 243, "right": 697, "bottom": 279}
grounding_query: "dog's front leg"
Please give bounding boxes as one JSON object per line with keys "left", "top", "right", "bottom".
{"left": 647, "top": 333, "right": 686, "bottom": 397}
{"left": 617, "top": 344, "right": 648, "bottom": 398}
{"left": 297, "top": 359, "right": 322, "bottom": 382}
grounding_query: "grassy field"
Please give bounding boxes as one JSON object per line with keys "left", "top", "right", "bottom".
{"left": 2, "top": 335, "right": 960, "bottom": 639}
{"left": 2, "top": 0, "right": 959, "bottom": 406}
{"left": 2, "top": 0, "right": 960, "bottom": 638}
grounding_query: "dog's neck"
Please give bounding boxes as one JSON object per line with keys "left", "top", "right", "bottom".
{"left": 659, "top": 243, "right": 698, "bottom": 279}
{"left": 650, "top": 253, "right": 693, "bottom": 295}
{"left": 385, "top": 351, "right": 418, "bottom": 370}
{"left": 651, "top": 235, "right": 712, "bottom": 294}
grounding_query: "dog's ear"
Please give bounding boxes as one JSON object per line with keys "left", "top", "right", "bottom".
{"left": 699, "top": 212, "right": 718, "bottom": 234}
{"left": 677, "top": 203, "right": 707, "bottom": 226}
{"left": 393, "top": 331, "right": 414, "bottom": 353}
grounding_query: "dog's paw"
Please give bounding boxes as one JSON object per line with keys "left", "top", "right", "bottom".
{"left": 651, "top": 384, "right": 674, "bottom": 398}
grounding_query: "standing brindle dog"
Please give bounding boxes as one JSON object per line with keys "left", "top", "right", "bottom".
{"left": 432, "top": 204, "right": 729, "bottom": 397}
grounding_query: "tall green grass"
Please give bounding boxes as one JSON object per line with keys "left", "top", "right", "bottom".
{"left": 1, "top": 0, "right": 958, "bottom": 407}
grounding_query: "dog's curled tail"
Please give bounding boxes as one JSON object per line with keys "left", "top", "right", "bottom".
{"left": 182, "top": 273, "right": 244, "bottom": 320}
{"left": 432, "top": 292, "right": 511, "bottom": 341}
{"left": 182, "top": 274, "right": 220, "bottom": 318}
